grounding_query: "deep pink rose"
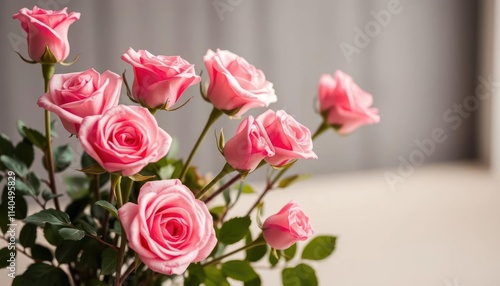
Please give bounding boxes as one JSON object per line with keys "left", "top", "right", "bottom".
{"left": 223, "top": 116, "right": 275, "bottom": 172}
{"left": 263, "top": 201, "right": 314, "bottom": 250}
{"left": 256, "top": 110, "right": 317, "bottom": 167}
{"left": 78, "top": 105, "right": 171, "bottom": 176}
{"left": 203, "top": 49, "right": 277, "bottom": 117}
{"left": 37, "top": 68, "right": 122, "bottom": 134}
{"left": 318, "top": 70, "right": 380, "bottom": 134}
{"left": 12, "top": 6, "right": 80, "bottom": 62}
{"left": 121, "top": 48, "right": 200, "bottom": 109}
{"left": 118, "top": 179, "right": 217, "bottom": 275}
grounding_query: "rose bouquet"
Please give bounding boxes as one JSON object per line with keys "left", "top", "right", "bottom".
{"left": 0, "top": 6, "right": 380, "bottom": 286}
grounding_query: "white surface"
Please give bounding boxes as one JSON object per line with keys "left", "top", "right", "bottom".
{"left": 2, "top": 162, "right": 500, "bottom": 286}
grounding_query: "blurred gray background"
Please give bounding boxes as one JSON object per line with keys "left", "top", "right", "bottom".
{"left": 0, "top": 0, "right": 479, "bottom": 176}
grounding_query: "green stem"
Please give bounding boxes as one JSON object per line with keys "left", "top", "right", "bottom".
{"left": 42, "top": 63, "right": 60, "bottom": 211}
{"left": 179, "top": 108, "right": 223, "bottom": 181}
{"left": 112, "top": 174, "right": 123, "bottom": 208}
{"left": 122, "top": 177, "right": 134, "bottom": 205}
{"left": 204, "top": 237, "right": 266, "bottom": 266}
{"left": 196, "top": 163, "right": 234, "bottom": 200}
{"left": 312, "top": 121, "right": 330, "bottom": 140}
{"left": 111, "top": 174, "right": 125, "bottom": 286}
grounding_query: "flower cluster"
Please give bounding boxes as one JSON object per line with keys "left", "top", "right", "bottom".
{"left": 2, "top": 5, "right": 380, "bottom": 286}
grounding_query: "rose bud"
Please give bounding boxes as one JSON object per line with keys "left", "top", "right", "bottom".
{"left": 121, "top": 48, "right": 200, "bottom": 110}
{"left": 318, "top": 70, "right": 380, "bottom": 134}
{"left": 204, "top": 49, "right": 277, "bottom": 117}
{"left": 12, "top": 6, "right": 80, "bottom": 63}
{"left": 263, "top": 201, "right": 314, "bottom": 250}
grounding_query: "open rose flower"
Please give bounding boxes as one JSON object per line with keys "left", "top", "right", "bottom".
{"left": 37, "top": 68, "right": 122, "bottom": 134}
{"left": 257, "top": 110, "right": 317, "bottom": 167}
{"left": 224, "top": 116, "right": 275, "bottom": 172}
{"left": 121, "top": 48, "right": 200, "bottom": 110}
{"left": 318, "top": 70, "right": 380, "bottom": 134}
{"left": 118, "top": 179, "right": 217, "bottom": 275}
{"left": 204, "top": 49, "right": 277, "bottom": 117}
{"left": 263, "top": 201, "right": 314, "bottom": 250}
{"left": 12, "top": 6, "right": 80, "bottom": 62}
{"left": 78, "top": 105, "right": 171, "bottom": 176}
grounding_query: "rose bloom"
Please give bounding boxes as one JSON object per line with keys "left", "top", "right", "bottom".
{"left": 203, "top": 49, "right": 277, "bottom": 117}
{"left": 37, "top": 68, "right": 122, "bottom": 135}
{"left": 223, "top": 116, "right": 275, "bottom": 172}
{"left": 256, "top": 110, "right": 317, "bottom": 167}
{"left": 78, "top": 105, "right": 171, "bottom": 176}
{"left": 121, "top": 48, "right": 200, "bottom": 109}
{"left": 318, "top": 70, "right": 380, "bottom": 134}
{"left": 262, "top": 201, "right": 314, "bottom": 250}
{"left": 12, "top": 6, "right": 80, "bottom": 62}
{"left": 118, "top": 179, "right": 217, "bottom": 275}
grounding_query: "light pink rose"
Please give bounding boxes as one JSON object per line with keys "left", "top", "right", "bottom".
{"left": 121, "top": 48, "right": 200, "bottom": 109}
{"left": 256, "top": 110, "right": 317, "bottom": 167}
{"left": 262, "top": 201, "right": 314, "bottom": 250}
{"left": 118, "top": 179, "right": 217, "bottom": 275}
{"left": 318, "top": 70, "right": 380, "bottom": 134}
{"left": 78, "top": 105, "right": 171, "bottom": 176}
{"left": 223, "top": 116, "right": 275, "bottom": 172}
{"left": 12, "top": 6, "right": 80, "bottom": 62}
{"left": 37, "top": 68, "right": 122, "bottom": 134}
{"left": 203, "top": 49, "right": 277, "bottom": 117}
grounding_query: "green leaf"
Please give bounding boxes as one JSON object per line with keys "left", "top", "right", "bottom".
{"left": 19, "top": 223, "right": 37, "bottom": 248}
{"left": 23, "top": 263, "right": 70, "bottom": 286}
{"left": 0, "top": 134, "right": 15, "bottom": 156}
{"left": 246, "top": 235, "right": 267, "bottom": 262}
{"left": 187, "top": 263, "right": 205, "bottom": 285}
{"left": 0, "top": 155, "right": 28, "bottom": 177}
{"left": 221, "top": 260, "right": 258, "bottom": 282}
{"left": 25, "top": 209, "right": 71, "bottom": 227}
{"left": 31, "top": 244, "right": 53, "bottom": 261}
{"left": 128, "top": 173, "right": 155, "bottom": 182}
{"left": 0, "top": 247, "right": 12, "bottom": 269}
{"left": 22, "top": 126, "right": 46, "bottom": 150}
{"left": 204, "top": 265, "right": 230, "bottom": 286}
{"left": 218, "top": 216, "right": 251, "bottom": 245}
{"left": 51, "top": 120, "right": 59, "bottom": 138}
{"left": 78, "top": 219, "right": 97, "bottom": 236}
{"left": 241, "top": 183, "right": 255, "bottom": 194}
{"left": 301, "top": 235, "right": 336, "bottom": 261}
{"left": 0, "top": 186, "right": 28, "bottom": 221}
{"left": 282, "top": 263, "right": 318, "bottom": 286}
{"left": 58, "top": 228, "right": 85, "bottom": 241}
{"left": 278, "top": 174, "right": 312, "bottom": 189}
{"left": 244, "top": 277, "right": 262, "bottom": 286}
{"left": 42, "top": 190, "right": 63, "bottom": 202}
{"left": 44, "top": 223, "right": 63, "bottom": 246}
{"left": 100, "top": 247, "right": 117, "bottom": 275}
{"left": 45, "top": 144, "right": 72, "bottom": 173}
{"left": 26, "top": 172, "right": 41, "bottom": 196}
{"left": 94, "top": 200, "right": 118, "bottom": 219}
{"left": 210, "top": 206, "right": 225, "bottom": 220}
{"left": 56, "top": 240, "right": 82, "bottom": 264}
{"left": 78, "top": 164, "right": 106, "bottom": 175}
{"left": 268, "top": 248, "right": 281, "bottom": 267}
{"left": 14, "top": 139, "right": 34, "bottom": 168}
{"left": 284, "top": 243, "right": 297, "bottom": 262}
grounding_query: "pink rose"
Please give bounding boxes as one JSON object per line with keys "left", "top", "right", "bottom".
{"left": 256, "top": 110, "right": 317, "bottom": 167}
{"left": 318, "top": 70, "right": 380, "bottom": 134}
{"left": 78, "top": 105, "right": 171, "bottom": 176}
{"left": 223, "top": 116, "right": 275, "bottom": 172}
{"left": 37, "top": 68, "right": 122, "bottom": 135}
{"left": 12, "top": 6, "right": 80, "bottom": 62}
{"left": 203, "top": 49, "right": 277, "bottom": 117}
{"left": 118, "top": 179, "right": 217, "bottom": 275}
{"left": 121, "top": 48, "right": 200, "bottom": 109}
{"left": 262, "top": 201, "right": 314, "bottom": 250}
